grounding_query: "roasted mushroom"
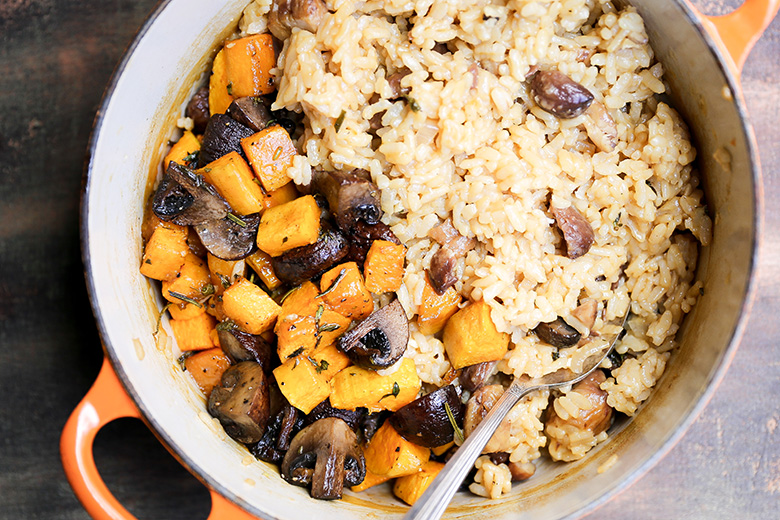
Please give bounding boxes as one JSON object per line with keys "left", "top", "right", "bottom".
{"left": 198, "top": 114, "right": 255, "bottom": 167}
{"left": 337, "top": 299, "right": 409, "bottom": 369}
{"left": 428, "top": 247, "right": 458, "bottom": 294}
{"left": 311, "top": 169, "right": 382, "bottom": 232}
{"left": 459, "top": 361, "right": 497, "bottom": 393}
{"left": 463, "top": 384, "right": 511, "bottom": 453}
{"left": 387, "top": 68, "right": 411, "bottom": 98}
{"left": 217, "top": 326, "right": 272, "bottom": 369}
{"left": 268, "top": 0, "right": 328, "bottom": 40}
{"left": 280, "top": 417, "right": 366, "bottom": 500}
{"left": 389, "top": 385, "right": 463, "bottom": 447}
{"left": 571, "top": 299, "right": 598, "bottom": 331}
{"left": 271, "top": 225, "right": 350, "bottom": 285}
{"left": 252, "top": 403, "right": 304, "bottom": 464}
{"left": 152, "top": 162, "right": 230, "bottom": 225}
{"left": 535, "top": 317, "right": 581, "bottom": 348}
{"left": 531, "top": 70, "right": 594, "bottom": 119}
{"left": 488, "top": 452, "right": 535, "bottom": 481}
{"left": 345, "top": 220, "right": 401, "bottom": 264}
{"left": 304, "top": 398, "right": 364, "bottom": 431}
{"left": 208, "top": 361, "right": 270, "bottom": 444}
{"left": 194, "top": 212, "right": 260, "bottom": 260}
{"left": 226, "top": 97, "right": 273, "bottom": 132}
{"left": 186, "top": 87, "right": 210, "bottom": 134}
{"left": 547, "top": 370, "right": 612, "bottom": 435}
{"left": 551, "top": 205, "right": 595, "bottom": 259}
{"left": 583, "top": 101, "right": 617, "bottom": 153}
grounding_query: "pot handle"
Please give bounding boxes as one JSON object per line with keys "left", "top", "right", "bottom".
{"left": 692, "top": 0, "right": 780, "bottom": 74}
{"left": 60, "top": 357, "right": 258, "bottom": 520}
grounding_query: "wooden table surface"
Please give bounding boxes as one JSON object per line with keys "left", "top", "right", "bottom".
{"left": 1, "top": 1, "right": 778, "bottom": 518}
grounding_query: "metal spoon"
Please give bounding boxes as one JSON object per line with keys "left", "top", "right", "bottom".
{"left": 403, "top": 313, "right": 628, "bottom": 520}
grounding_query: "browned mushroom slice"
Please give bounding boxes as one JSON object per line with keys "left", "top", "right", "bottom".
{"left": 531, "top": 70, "right": 594, "bottom": 119}
{"left": 428, "top": 219, "right": 476, "bottom": 257}
{"left": 281, "top": 417, "right": 366, "bottom": 500}
{"left": 217, "top": 326, "right": 272, "bottom": 369}
{"left": 194, "top": 213, "right": 260, "bottom": 261}
{"left": 390, "top": 385, "right": 463, "bottom": 447}
{"left": 227, "top": 97, "right": 273, "bottom": 132}
{"left": 198, "top": 114, "right": 255, "bottom": 167}
{"left": 186, "top": 87, "right": 210, "bottom": 134}
{"left": 583, "top": 101, "right": 617, "bottom": 152}
{"left": 208, "top": 361, "right": 270, "bottom": 444}
{"left": 345, "top": 220, "right": 401, "bottom": 264}
{"left": 547, "top": 370, "right": 612, "bottom": 435}
{"left": 463, "top": 385, "right": 511, "bottom": 451}
{"left": 460, "top": 361, "right": 497, "bottom": 393}
{"left": 271, "top": 225, "right": 349, "bottom": 285}
{"left": 387, "top": 68, "right": 411, "bottom": 98}
{"left": 535, "top": 317, "right": 581, "bottom": 348}
{"left": 153, "top": 162, "right": 231, "bottom": 225}
{"left": 268, "top": 0, "right": 328, "bottom": 40}
{"left": 252, "top": 402, "right": 304, "bottom": 464}
{"left": 551, "top": 205, "right": 594, "bottom": 259}
{"left": 508, "top": 461, "right": 536, "bottom": 481}
{"left": 337, "top": 299, "right": 409, "bottom": 369}
{"left": 304, "top": 398, "right": 364, "bottom": 431}
{"left": 311, "top": 169, "right": 382, "bottom": 232}
{"left": 571, "top": 299, "right": 598, "bottom": 331}
{"left": 428, "top": 247, "right": 458, "bottom": 295}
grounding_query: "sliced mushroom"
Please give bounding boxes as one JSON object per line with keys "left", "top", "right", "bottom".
{"left": 208, "top": 361, "right": 270, "bottom": 444}
{"left": 387, "top": 68, "right": 411, "bottom": 98}
{"left": 218, "top": 326, "right": 272, "bottom": 369}
{"left": 345, "top": 220, "right": 401, "bottom": 264}
{"left": 337, "top": 299, "right": 409, "bottom": 369}
{"left": 194, "top": 213, "right": 260, "bottom": 260}
{"left": 268, "top": 0, "right": 328, "bottom": 40}
{"left": 359, "top": 411, "right": 385, "bottom": 444}
{"left": 271, "top": 225, "right": 349, "bottom": 285}
{"left": 460, "top": 361, "right": 497, "bottom": 393}
{"left": 571, "top": 299, "right": 598, "bottom": 331}
{"left": 463, "top": 384, "right": 512, "bottom": 453}
{"left": 551, "top": 205, "right": 594, "bottom": 259}
{"left": 390, "top": 385, "right": 463, "bottom": 447}
{"left": 198, "top": 114, "right": 255, "bottom": 167}
{"left": 252, "top": 403, "right": 304, "bottom": 464}
{"left": 508, "top": 461, "right": 536, "bottom": 482}
{"left": 547, "top": 370, "right": 612, "bottom": 435}
{"left": 311, "top": 169, "right": 382, "bottom": 232}
{"left": 153, "top": 162, "right": 231, "bottom": 225}
{"left": 186, "top": 87, "right": 210, "bottom": 134}
{"left": 583, "top": 101, "right": 617, "bottom": 153}
{"left": 428, "top": 247, "right": 458, "bottom": 295}
{"left": 535, "top": 317, "right": 581, "bottom": 348}
{"left": 281, "top": 417, "right": 366, "bottom": 500}
{"left": 227, "top": 97, "right": 273, "bottom": 132}
{"left": 531, "top": 70, "right": 594, "bottom": 119}
{"left": 428, "top": 219, "right": 476, "bottom": 257}
{"left": 304, "top": 398, "right": 363, "bottom": 431}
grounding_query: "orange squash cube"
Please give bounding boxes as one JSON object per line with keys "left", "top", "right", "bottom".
{"left": 275, "top": 313, "right": 318, "bottom": 360}
{"left": 273, "top": 354, "right": 331, "bottom": 414}
{"left": 417, "top": 275, "right": 462, "bottom": 335}
{"left": 168, "top": 302, "right": 206, "bottom": 321}
{"left": 223, "top": 34, "right": 276, "bottom": 98}
{"left": 255, "top": 195, "right": 321, "bottom": 257}
{"left": 319, "top": 262, "right": 374, "bottom": 320}
{"left": 443, "top": 300, "right": 510, "bottom": 369}
{"left": 209, "top": 49, "right": 233, "bottom": 116}
{"left": 184, "top": 348, "right": 231, "bottom": 396}
{"left": 241, "top": 125, "right": 296, "bottom": 192}
{"left": 263, "top": 182, "right": 299, "bottom": 210}
{"left": 170, "top": 312, "right": 217, "bottom": 352}
{"left": 364, "top": 421, "right": 430, "bottom": 478}
{"left": 162, "top": 254, "right": 211, "bottom": 303}
{"left": 364, "top": 240, "right": 406, "bottom": 294}
{"left": 329, "top": 358, "right": 420, "bottom": 412}
{"left": 393, "top": 461, "right": 445, "bottom": 505}
{"left": 351, "top": 469, "right": 392, "bottom": 492}
{"left": 164, "top": 131, "right": 200, "bottom": 169}
{"left": 201, "top": 152, "right": 265, "bottom": 215}
{"left": 221, "top": 277, "right": 280, "bottom": 334}
{"left": 140, "top": 225, "right": 189, "bottom": 281}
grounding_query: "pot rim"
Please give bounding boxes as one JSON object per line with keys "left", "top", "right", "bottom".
{"left": 80, "top": 1, "right": 763, "bottom": 518}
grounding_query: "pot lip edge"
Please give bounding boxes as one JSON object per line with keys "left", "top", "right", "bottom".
{"left": 78, "top": 0, "right": 765, "bottom": 518}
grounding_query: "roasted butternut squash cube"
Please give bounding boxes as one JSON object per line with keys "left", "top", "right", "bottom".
{"left": 209, "top": 49, "right": 233, "bottom": 116}
{"left": 263, "top": 182, "right": 299, "bottom": 210}
{"left": 164, "top": 131, "right": 200, "bottom": 169}
{"left": 443, "top": 300, "right": 509, "bottom": 369}
{"left": 255, "top": 195, "right": 321, "bottom": 257}
{"left": 309, "top": 344, "right": 351, "bottom": 380}
{"left": 245, "top": 250, "right": 282, "bottom": 290}
{"left": 184, "top": 348, "right": 231, "bottom": 396}
{"left": 364, "top": 240, "right": 406, "bottom": 294}
{"left": 393, "top": 461, "right": 445, "bottom": 505}
{"left": 351, "top": 469, "right": 392, "bottom": 492}
{"left": 275, "top": 313, "right": 317, "bottom": 360}
{"left": 317, "top": 308, "right": 352, "bottom": 348}
{"left": 430, "top": 442, "right": 454, "bottom": 457}
{"left": 222, "top": 277, "right": 280, "bottom": 334}
{"left": 329, "top": 357, "right": 420, "bottom": 412}
{"left": 364, "top": 421, "right": 430, "bottom": 478}
{"left": 223, "top": 34, "right": 276, "bottom": 98}
{"left": 140, "top": 225, "right": 189, "bottom": 281}
{"left": 207, "top": 254, "right": 244, "bottom": 294}
{"left": 201, "top": 152, "right": 265, "bottom": 215}
{"left": 241, "top": 125, "right": 296, "bottom": 192}
{"left": 168, "top": 302, "right": 206, "bottom": 321}
{"left": 273, "top": 354, "right": 331, "bottom": 414}
{"left": 319, "top": 262, "right": 374, "bottom": 320}
{"left": 170, "top": 312, "right": 217, "bottom": 352}
{"left": 417, "top": 275, "right": 462, "bottom": 335}
{"left": 280, "top": 281, "right": 320, "bottom": 316}
{"left": 162, "top": 254, "right": 211, "bottom": 303}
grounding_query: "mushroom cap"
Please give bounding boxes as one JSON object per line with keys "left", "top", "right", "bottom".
{"left": 207, "top": 361, "right": 270, "bottom": 444}
{"left": 194, "top": 213, "right": 260, "bottom": 261}
{"left": 281, "top": 417, "right": 366, "bottom": 500}
{"left": 337, "top": 299, "right": 409, "bottom": 369}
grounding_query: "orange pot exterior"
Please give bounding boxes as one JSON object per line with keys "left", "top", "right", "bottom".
{"left": 59, "top": 358, "right": 259, "bottom": 520}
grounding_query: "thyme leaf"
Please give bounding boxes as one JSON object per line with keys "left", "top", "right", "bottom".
{"left": 318, "top": 268, "right": 347, "bottom": 298}
{"left": 216, "top": 319, "right": 236, "bottom": 332}
{"left": 334, "top": 110, "right": 346, "bottom": 132}
{"left": 380, "top": 382, "right": 401, "bottom": 401}
{"left": 318, "top": 323, "right": 341, "bottom": 333}
{"left": 154, "top": 303, "right": 173, "bottom": 335}
{"left": 226, "top": 213, "right": 247, "bottom": 227}
{"left": 445, "top": 401, "right": 465, "bottom": 444}
{"left": 167, "top": 291, "right": 202, "bottom": 308}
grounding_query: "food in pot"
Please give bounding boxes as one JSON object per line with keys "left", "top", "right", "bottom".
{"left": 139, "top": 0, "right": 712, "bottom": 505}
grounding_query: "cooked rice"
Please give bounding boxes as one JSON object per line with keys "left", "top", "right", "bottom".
{"left": 239, "top": 0, "right": 711, "bottom": 500}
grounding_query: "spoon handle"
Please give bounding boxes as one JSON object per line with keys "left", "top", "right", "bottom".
{"left": 402, "top": 380, "right": 533, "bottom": 520}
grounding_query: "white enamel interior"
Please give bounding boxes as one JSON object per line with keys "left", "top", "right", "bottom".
{"left": 83, "top": 1, "right": 758, "bottom": 519}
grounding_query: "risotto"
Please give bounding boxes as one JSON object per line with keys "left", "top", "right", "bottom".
{"left": 141, "top": 0, "right": 711, "bottom": 505}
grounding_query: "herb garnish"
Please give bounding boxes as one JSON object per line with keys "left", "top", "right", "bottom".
{"left": 613, "top": 212, "right": 622, "bottom": 230}
{"left": 215, "top": 319, "right": 236, "bottom": 332}
{"left": 288, "top": 347, "right": 305, "bottom": 359}
{"left": 201, "top": 284, "right": 216, "bottom": 297}
{"left": 167, "top": 290, "right": 202, "bottom": 308}
{"left": 154, "top": 303, "right": 173, "bottom": 335}
{"left": 403, "top": 95, "right": 421, "bottom": 112}
{"left": 183, "top": 151, "right": 199, "bottom": 164}
{"left": 445, "top": 401, "right": 465, "bottom": 443}
{"left": 226, "top": 82, "right": 233, "bottom": 96}
{"left": 315, "top": 359, "right": 329, "bottom": 374}
{"left": 380, "top": 382, "right": 401, "bottom": 401}
{"left": 272, "top": 146, "right": 283, "bottom": 160}
{"left": 226, "top": 213, "right": 247, "bottom": 227}
{"left": 217, "top": 273, "right": 232, "bottom": 289}
{"left": 177, "top": 351, "right": 195, "bottom": 371}
{"left": 318, "top": 268, "right": 347, "bottom": 298}
{"left": 334, "top": 110, "right": 346, "bottom": 132}
{"left": 318, "top": 323, "right": 341, "bottom": 333}
{"left": 278, "top": 286, "right": 297, "bottom": 305}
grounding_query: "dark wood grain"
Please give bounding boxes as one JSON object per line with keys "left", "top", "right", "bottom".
{"left": 0, "top": 1, "right": 778, "bottom": 519}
